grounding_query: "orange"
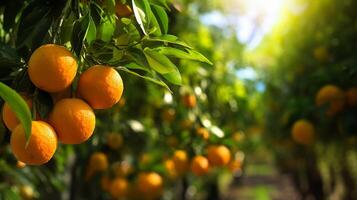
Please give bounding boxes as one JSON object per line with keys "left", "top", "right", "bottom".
{"left": 86, "top": 152, "right": 108, "bottom": 180}
{"left": 109, "top": 177, "right": 129, "bottom": 199}
{"left": 313, "top": 46, "right": 329, "bottom": 62}
{"left": 228, "top": 159, "right": 242, "bottom": 173}
{"left": 161, "top": 108, "right": 176, "bottom": 122}
{"left": 164, "top": 159, "right": 178, "bottom": 179}
{"left": 115, "top": 1, "right": 133, "bottom": 17}
{"left": 77, "top": 65, "right": 124, "bottom": 109}
{"left": 291, "top": 119, "right": 315, "bottom": 145}
{"left": 207, "top": 145, "right": 231, "bottom": 166}
{"left": 196, "top": 127, "right": 210, "bottom": 140}
{"left": 315, "top": 85, "right": 345, "bottom": 116}
{"left": 182, "top": 94, "right": 196, "bottom": 108}
{"left": 28, "top": 44, "right": 78, "bottom": 92}
{"left": 346, "top": 87, "right": 357, "bottom": 106}
{"left": 112, "top": 161, "right": 133, "bottom": 177}
{"left": 2, "top": 95, "right": 32, "bottom": 131}
{"left": 172, "top": 150, "right": 189, "bottom": 176}
{"left": 19, "top": 185, "right": 34, "bottom": 200}
{"left": 190, "top": 156, "right": 209, "bottom": 176}
{"left": 137, "top": 172, "right": 163, "bottom": 200}
{"left": 106, "top": 132, "right": 123, "bottom": 150}
{"left": 11, "top": 121, "right": 57, "bottom": 165}
{"left": 49, "top": 98, "right": 95, "bottom": 144}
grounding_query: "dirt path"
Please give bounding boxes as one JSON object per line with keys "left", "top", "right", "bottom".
{"left": 223, "top": 164, "right": 301, "bottom": 200}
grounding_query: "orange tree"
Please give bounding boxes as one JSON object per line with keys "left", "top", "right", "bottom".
{"left": 252, "top": 0, "right": 357, "bottom": 199}
{"left": 0, "top": 0, "right": 214, "bottom": 198}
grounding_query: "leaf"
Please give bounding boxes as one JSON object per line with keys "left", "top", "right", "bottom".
{"left": 132, "top": 0, "right": 147, "bottom": 35}
{"left": 97, "top": 15, "right": 116, "bottom": 42}
{"left": 103, "top": 0, "right": 116, "bottom": 14}
{"left": 143, "top": 48, "right": 177, "bottom": 74}
{"left": 3, "top": 0, "right": 24, "bottom": 31}
{"left": 0, "top": 82, "right": 32, "bottom": 143}
{"left": 117, "top": 67, "right": 171, "bottom": 92}
{"left": 86, "top": 16, "right": 97, "bottom": 45}
{"left": 150, "top": 0, "right": 170, "bottom": 10}
{"left": 71, "top": 14, "right": 90, "bottom": 56}
{"left": 162, "top": 67, "right": 182, "bottom": 85}
{"left": 151, "top": 5, "right": 168, "bottom": 34}
{"left": 154, "top": 46, "right": 212, "bottom": 64}
{"left": 0, "top": 45, "right": 23, "bottom": 78}
{"left": 144, "top": 35, "right": 193, "bottom": 49}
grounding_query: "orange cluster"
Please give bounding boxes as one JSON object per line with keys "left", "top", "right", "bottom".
{"left": 2, "top": 44, "right": 124, "bottom": 165}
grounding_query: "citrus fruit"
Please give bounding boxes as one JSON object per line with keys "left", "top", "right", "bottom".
{"left": 49, "top": 98, "right": 95, "bottom": 144}
{"left": 182, "top": 94, "right": 196, "bottom": 108}
{"left": 115, "top": 2, "right": 133, "bottom": 17}
{"left": 164, "top": 159, "right": 178, "bottom": 179}
{"left": 291, "top": 119, "right": 315, "bottom": 145}
{"left": 106, "top": 132, "right": 123, "bottom": 150}
{"left": 28, "top": 44, "right": 78, "bottom": 92}
{"left": 207, "top": 145, "right": 231, "bottom": 166}
{"left": 191, "top": 156, "right": 209, "bottom": 176}
{"left": 2, "top": 95, "right": 32, "bottom": 131}
{"left": 172, "top": 150, "right": 189, "bottom": 176}
{"left": 77, "top": 65, "right": 124, "bottom": 109}
{"left": 137, "top": 172, "right": 163, "bottom": 200}
{"left": 86, "top": 152, "right": 108, "bottom": 180}
{"left": 315, "top": 84, "right": 345, "bottom": 116}
{"left": 11, "top": 121, "right": 57, "bottom": 165}
{"left": 109, "top": 177, "right": 129, "bottom": 199}
{"left": 196, "top": 127, "right": 209, "bottom": 140}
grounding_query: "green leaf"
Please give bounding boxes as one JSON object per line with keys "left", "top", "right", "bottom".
{"left": 97, "top": 16, "right": 116, "bottom": 42}
{"left": 71, "top": 14, "right": 90, "bottom": 56}
{"left": 151, "top": 5, "right": 168, "bottom": 34}
{"left": 150, "top": 0, "right": 170, "bottom": 10}
{"left": 143, "top": 48, "right": 177, "bottom": 74}
{"left": 154, "top": 46, "right": 212, "bottom": 64}
{"left": 144, "top": 35, "right": 193, "bottom": 49}
{"left": 117, "top": 67, "right": 171, "bottom": 92}
{"left": 132, "top": 0, "right": 147, "bottom": 35}
{"left": 162, "top": 67, "right": 182, "bottom": 85}
{"left": 3, "top": 0, "right": 24, "bottom": 31}
{"left": 0, "top": 45, "right": 23, "bottom": 78}
{"left": 86, "top": 16, "right": 97, "bottom": 45}
{"left": 0, "top": 82, "right": 32, "bottom": 142}
{"left": 103, "top": 0, "right": 116, "bottom": 14}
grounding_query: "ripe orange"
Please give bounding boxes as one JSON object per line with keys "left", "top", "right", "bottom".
{"left": 49, "top": 98, "right": 95, "bottom": 144}
{"left": 28, "top": 44, "right": 78, "bottom": 92}
{"left": 161, "top": 108, "right": 176, "bottom": 122}
{"left": 172, "top": 150, "right": 189, "bottom": 176}
{"left": 291, "top": 119, "right": 315, "bottom": 145}
{"left": 115, "top": 2, "right": 133, "bottom": 17}
{"left": 346, "top": 87, "right": 357, "bottom": 106}
{"left": 77, "top": 65, "right": 124, "bottom": 109}
{"left": 137, "top": 172, "right": 163, "bottom": 200}
{"left": 315, "top": 84, "right": 345, "bottom": 116}
{"left": 182, "top": 94, "right": 196, "bottom": 108}
{"left": 313, "top": 46, "right": 329, "bottom": 62}
{"left": 2, "top": 96, "right": 32, "bottom": 131}
{"left": 106, "top": 132, "right": 123, "bottom": 150}
{"left": 196, "top": 127, "right": 210, "bottom": 140}
{"left": 109, "top": 177, "right": 129, "bottom": 199}
{"left": 113, "top": 161, "right": 133, "bottom": 177}
{"left": 228, "top": 159, "right": 242, "bottom": 173}
{"left": 86, "top": 152, "right": 108, "bottom": 180}
{"left": 191, "top": 156, "right": 209, "bottom": 176}
{"left": 207, "top": 145, "right": 231, "bottom": 167}
{"left": 11, "top": 121, "right": 57, "bottom": 165}
{"left": 164, "top": 159, "right": 178, "bottom": 179}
